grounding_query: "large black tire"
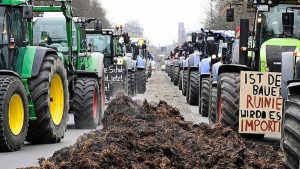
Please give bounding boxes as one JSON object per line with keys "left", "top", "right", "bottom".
{"left": 182, "top": 70, "right": 188, "bottom": 96}
{"left": 27, "top": 54, "right": 69, "bottom": 144}
{"left": 178, "top": 70, "right": 183, "bottom": 90}
{"left": 132, "top": 71, "right": 137, "bottom": 96}
{"left": 199, "top": 76, "right": 210, "bottom": 117}
{"left": 99, "top": 76, "right": 105, "bottom": 125}
{"left": 216, "top": 73, "right": 240, "bottom": 130}
{"left": 0, "top": 76, "right": 28, "bottom": 151}
{"left": 173, "top": 67, "right": 179, "bottom": 86}
{"left": 73, "top": 78, "right": 100, "bottom": 129}
{"left": 136, "top": 69, "right": 146, "bottom": 94}
{"left": 209, "top": 85, "right": 217, "bottom": 124}
{"left": 283, "top": 92, "right": 300, "bottom": 169}
{"left": 170, "top": 66, "right": 174, "bottom": 82}
{"left": 187, "top": 71, "right": 199, "bottom": 105}
{"left": 127, "top": 71, "right": 134, "bottom": 97}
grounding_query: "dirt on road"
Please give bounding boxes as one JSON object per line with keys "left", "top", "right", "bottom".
{"left": 24, "top": 95, "right": 282, "bottom": 169}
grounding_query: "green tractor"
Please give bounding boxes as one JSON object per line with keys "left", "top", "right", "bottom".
{"left": 217, "top": 0, "right": 298, "bottom": 138}
{"left": 32, "top": 1, "right": 105, "bottom": 129}
{"left": 0, "top": 0, "right": 70, "bottom": 151}
{"left": 86, "top": 24, "right": 136, "bottom": 100}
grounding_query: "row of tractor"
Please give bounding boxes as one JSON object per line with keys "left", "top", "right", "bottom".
{"left": 0, "top": 0, "right": 151, "bottom": 152}
{"left": 167, "top": 0, "right": 300, "bottom": 168}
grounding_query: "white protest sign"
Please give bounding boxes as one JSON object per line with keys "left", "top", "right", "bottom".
{"left": 239, "top": 71, "right": 282, "bottom": 134}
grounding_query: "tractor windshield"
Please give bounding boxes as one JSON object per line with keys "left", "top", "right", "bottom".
{"left": 33, "top": 17, "right": 77, "bottom": 51}
{"left": 0, "top": 7, "right": 8, "bottom": 44}
{"left": 260, "top": 4, "right": 300, "bottom": 43}
{"left": 86, "top": 34, "right": 112, "bottom": 57}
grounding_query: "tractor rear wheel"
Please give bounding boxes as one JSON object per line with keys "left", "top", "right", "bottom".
{"left": 216, "top": 73, "right": 240, "bottom": 130}
{"left": 132, "top": 71, "right": 137, "bottom": 96}
{"left": 209, "top": 85, "right": 217, "bottom": 124}
{"left": 0, "top": 76, "right": 28, "bottom": 152}
{"left": 182, "top": 70, "right": 188, "bottom": 96}
{"left": 187, "top": 71, "right": 199, "bottom": 105}
{"left": 173, "top": 67, "right": 179, "bottom": 86}
{"left": 200, "top": 76, "right": 210, "bottom": 117}
{"left": 127, "top": 71, "right": 133, "bottom": 97}
{"left": 136, "top": 69, "right": 146, "bottom": 94}
{"left": 27, "top": 54, "right": 69, "bottom": 143}
{"left": 178, "top": 70, "right": 183, "bottom": 90}
{"left": 99, "top": 75, "right": 106, "bottom": 125}
{"left": 170, "top": 66, "right": 174, "bottom": 82}
{"left": 73, "top": 78, "right": 100, "bottom": 129}
{"left": 283, "top": 92, "right": 300, "bottom": 169}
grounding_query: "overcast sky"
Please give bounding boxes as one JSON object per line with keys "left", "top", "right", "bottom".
{"left": 99, "top": 0, "right": 209, "bottom": 46}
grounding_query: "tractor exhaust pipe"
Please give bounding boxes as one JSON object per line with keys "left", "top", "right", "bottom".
{"left": 239, "top": 19, "right": 249, "bottom": 66}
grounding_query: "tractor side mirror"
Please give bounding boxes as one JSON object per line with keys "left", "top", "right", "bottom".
{"left": 23, "top": 5, "right": 33, "bottom": 19}
{"left": 191, "top": 32, "right": 197, "bottom": 43}
{"left": 226, "top": 8, "right": 234, "bottom": 22}
{"left": 282, "top": 12, "right": 294, "bottom": 37}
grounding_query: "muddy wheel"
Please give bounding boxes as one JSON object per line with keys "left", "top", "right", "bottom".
{"left": 127, "top": 71, "right": 134, "bottom": 97}
{"left": 187, "top": 71, "right": 199, "bottom": 106}
{"left": 170, "top": 66, "right": 174, "bottom": 82}
{"left": 209, "top": 85, "right": 217, "bottom": 124}
{"left": 178, "top": 70, "right": 183, "bottom": 90}
{"left": 73, "top": 78, "right": 100, "bottom": 129}
{"left": 132, "top": 71, "right": 137, "bottom": 96}
{"left": 283, "top": 90, "right": 300, "bottom": 169}
{"left": 27, "top": 54, "right": 69, "bottom": 144}
{"left": 216, "top": 73, "right": 239, "bottom": 130}
{"left": 200, "top": 76, "right": 210, "bottom": 117}
{"left": 0, "top": 76, "right": 28, "bottom": 152}
{"left": 99, "top": 74, "right": 105, "bottom": 125}
{"left": 173, "top": 67, "right": 179, "bottom": 86}
{"left": 182, "top": 70, "right": 188, "bottom": 96}
{"left": 136, "top": 69, "right": 146, "bottom": 94}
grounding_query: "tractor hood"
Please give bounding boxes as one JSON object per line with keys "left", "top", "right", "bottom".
{"left": 260, "top": 38, "right": 300, "bottom": 72}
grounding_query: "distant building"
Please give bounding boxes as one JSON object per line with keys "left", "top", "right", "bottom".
{"left": 178, "top": 22, "right": 185, "bottom": 44}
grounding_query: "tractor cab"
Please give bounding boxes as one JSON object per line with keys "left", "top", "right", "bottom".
{"left": 86, "top": 29, "right": 114, "bottom": 65}
{"left": 0, "top": 1, "right": 33, "bottom": 71}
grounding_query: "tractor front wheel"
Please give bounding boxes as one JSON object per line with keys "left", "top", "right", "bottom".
{"left": 27, "top": 54, "right": 69, "bottom": 144}
{"left": 187, "top": 71, "right": 199, "bottom": 105}
{"left": 73, "top": 78, "right": 100, "bottom": 129}
{"left": 209, "top": 85, "right": 217, "bottom": 124}
{"left": 178, "top": 70, "right": 183, "bottom": 90}
{"left": 173, "top": 67, "right": 179, "bottom": 86}
{"left": 182, "top": 70, "right": 188, "bottom": 96}
{"left": 0, "top": 76, "right": 28, "bottom": 151}
{"left": 199, "top": 76, "right": 210, "bottom": 117}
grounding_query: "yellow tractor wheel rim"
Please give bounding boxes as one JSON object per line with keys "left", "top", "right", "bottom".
{"left": 8, "top": 94, "right": 24, "bottom": 136}
{"left": 50, "top": 74, "right": 64, "bottom": 125}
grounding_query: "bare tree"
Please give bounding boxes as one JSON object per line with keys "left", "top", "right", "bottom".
{"left": 32, "top": 0, "right": 111, "bottom": 28}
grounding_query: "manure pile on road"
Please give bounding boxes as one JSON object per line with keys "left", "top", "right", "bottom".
{"left": 26, "top": 95, "right": 282, "bottom": 169}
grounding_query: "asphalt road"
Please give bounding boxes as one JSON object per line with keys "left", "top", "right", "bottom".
{"left": 0, "top": 115, "right": 102, "bottom": 169}
{"left": 0, "top": 70, "right": 280, "bottom": 169}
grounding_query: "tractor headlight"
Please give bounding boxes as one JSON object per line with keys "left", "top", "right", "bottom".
{"left": 82, "top": 18, "right": 86, "bottom": 23}
{"left": 218, "top": 53, "right": 222, "bottom": 58}
{"left": 77, "top": 18, "right": 82, "bottom": 23}
{"left": 212, "top": 54, "right": 217, "bottom": 59}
